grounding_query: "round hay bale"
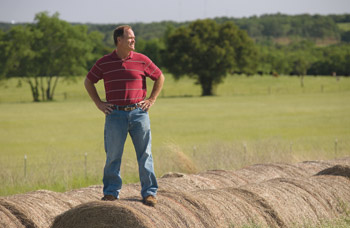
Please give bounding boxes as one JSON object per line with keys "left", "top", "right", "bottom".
{"left": 1, "top": 189, "right": 82, "bottom": 228}
{"left": 51, "top": 191, "right": 221, "bottom": 228}
{"left": 0, "top": 204, "right": 25, "bottom": 228}
{"left": 51, "top": 201, "right": 153, "bottom": 228}
{"left": 239, "top": 174, "right": 350, "bottom": 227}
{"left": 0, "top": 198, "right": 38, "bottom": 228}
{"left": 190, "top": 187, "right": 284, "bottom": 227}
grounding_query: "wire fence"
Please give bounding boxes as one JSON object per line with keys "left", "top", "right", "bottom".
{"left": 1, "top": 138, "right": 344, "bottom": 181}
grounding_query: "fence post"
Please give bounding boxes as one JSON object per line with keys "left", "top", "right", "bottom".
{"left": 334, "top": 139, "right": 338, "bottom": 158}
{"left": 24, "top": 155, "right": 27, "bottom": 178}
{"left": 84, "top": 153, "right": 88, "bottom": 179}
{"left": 243, "top": 143, "right": 247, "bottom": 163}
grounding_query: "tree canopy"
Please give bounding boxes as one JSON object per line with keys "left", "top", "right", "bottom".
{"left": 163, "top": 19, "right": 257, "bottom": 96}
{"left": 0, "top": 12, "right": 104, "bottom": 101}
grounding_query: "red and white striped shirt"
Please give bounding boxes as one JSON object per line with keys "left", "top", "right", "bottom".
{"left": 87, "top": 51, "right": 162, "bottom": 105}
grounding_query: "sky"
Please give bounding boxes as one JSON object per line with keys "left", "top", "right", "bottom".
{"left": 1, "top": 0, "right": 350, "bottom": 24}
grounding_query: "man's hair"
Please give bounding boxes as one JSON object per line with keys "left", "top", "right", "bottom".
{"left": 113, "top": 25, "right": 132, "bottom": 46}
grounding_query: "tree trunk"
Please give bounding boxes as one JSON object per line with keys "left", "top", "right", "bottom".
{"left": 46, "top": 76, "right": 59, "bottom": 101}
{"left": 46, "top": 76, "right": 52, "bottom": 101}
{"left": 200, "top": 76, "right": 214, "bottom": 96}
{"left": 40, "top": 77, "right": 45, "bottom": 101}
{"left": 26, "top": 78, "right": 40, "bottom": 102}
{"left": 300, "top": 75, "right": 304, "bottom": 88}
{"left": 49, "top": 76, "right": 59, "bottom": 100}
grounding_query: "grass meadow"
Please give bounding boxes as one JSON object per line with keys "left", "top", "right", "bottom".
{"left": 0, "top": 74, "right": 350, "bottom": 197}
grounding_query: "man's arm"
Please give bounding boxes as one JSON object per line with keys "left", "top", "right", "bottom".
{"left": 84, "top": 78, "right": 114, "bottom": 114}
{"left": 139, "top": 74, "right": 165, "bottom": 111}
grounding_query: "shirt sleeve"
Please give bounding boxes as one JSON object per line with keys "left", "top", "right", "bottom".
{"left": 86, "top": 62, "right": 103, "bottom": 83}
{"left": 144, "top": 57, "right": 162, "bottom": 81}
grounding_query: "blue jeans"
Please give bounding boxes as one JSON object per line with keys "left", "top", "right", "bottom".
{"left": 103, "top": 106, "right": 158, "bottom": 199}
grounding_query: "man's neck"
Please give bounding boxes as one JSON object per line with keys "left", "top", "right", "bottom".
{"left": 115, "top": 49, "right": 131, "bottom": 60}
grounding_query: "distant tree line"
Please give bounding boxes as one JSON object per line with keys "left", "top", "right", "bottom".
{"left": 70, "top": 13, "right": 350, "bottom": 77}
{"left": 4, "top": 13, "right": 346, "bottom": 47}
{"left": 1, "top": 12, "right": 350, "bottom": 100}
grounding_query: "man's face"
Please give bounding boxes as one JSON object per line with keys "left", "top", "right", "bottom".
{"left": 118, "top": 28, "right": 135, "bottom": 51}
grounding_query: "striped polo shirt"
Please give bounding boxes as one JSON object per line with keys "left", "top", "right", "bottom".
{"left": 87, "top": 51, "right": 162, "bottom": 105}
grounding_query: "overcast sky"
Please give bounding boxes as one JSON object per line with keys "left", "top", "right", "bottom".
{"left": 1, "top": 0, "right": 350, "bottom": 24}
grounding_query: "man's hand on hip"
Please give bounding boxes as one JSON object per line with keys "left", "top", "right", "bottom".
{"left": 97, "top": 101, "right": 114, "bottom": 115}
{"left": 138, "top": 99, "right": 155, "bottom": 112}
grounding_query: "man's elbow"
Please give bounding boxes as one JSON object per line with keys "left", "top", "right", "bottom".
{"left": 158, "top": 74, "right": 165, "bottom": 83}
{"left": 84, "top": 77, "right": 92, "bottom": 88}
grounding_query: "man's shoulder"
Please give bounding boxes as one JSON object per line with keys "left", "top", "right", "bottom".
{"left": 96, "top": 52, "right": 116, "bottom": 64}
{"left": 131, "top": 52, "right": 151, "bottom": 62}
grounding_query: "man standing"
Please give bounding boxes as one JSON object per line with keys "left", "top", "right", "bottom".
{"left": 84, "top": 25, "right": 164, "bottom": 207}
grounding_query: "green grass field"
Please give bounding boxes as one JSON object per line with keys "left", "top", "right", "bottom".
{"left": 1, "top": 74, "right": 350, "bottom": 197}
{"left": 338, "top": 22, "right": 350, "bottom": 31}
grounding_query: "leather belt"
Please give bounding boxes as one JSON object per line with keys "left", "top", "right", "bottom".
{"left": 112, "top": 104, "right": 138, "bottom": 111}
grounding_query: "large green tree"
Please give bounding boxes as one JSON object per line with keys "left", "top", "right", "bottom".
{"left": 163, "top": 19, "right": 257, "bottom": 96}
{"left": 1, "top": 12, "right": 104, "bottom": 102}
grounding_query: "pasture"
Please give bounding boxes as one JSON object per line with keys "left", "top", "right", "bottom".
{"left": 0, "top": 74, "right": 349, "bottom": 196}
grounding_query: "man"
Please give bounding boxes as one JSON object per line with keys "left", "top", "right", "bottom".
{"left": 84, "top": 25, "right": 164, "bottom": 207}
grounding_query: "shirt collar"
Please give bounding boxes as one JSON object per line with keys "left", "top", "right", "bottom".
{"left": 111, "top": 50, "right": 134, "bottom": 60}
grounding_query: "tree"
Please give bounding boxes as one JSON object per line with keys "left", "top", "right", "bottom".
{"left": 1, "top": 12, "right": 104, "bottom": 101}
{"left": 136, "top": 38, "right": 165, "bottom": 67}
{"left": 163, "top": 19, "right": 257, "bottom": 96}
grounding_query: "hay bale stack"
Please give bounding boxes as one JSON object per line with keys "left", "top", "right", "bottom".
{"left": 157, "top": 160, "right": 334, "bottom": 193}
{"left": 2, "top": 158, "right": 350, "bottom": 228}
{"left": 51, "top": 165, "right": 350, "bottom": 228}
{"left": 62, "top": 157, "right": 350, "bottom": 200}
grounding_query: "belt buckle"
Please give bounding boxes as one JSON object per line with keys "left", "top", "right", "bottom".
{"left": 125, "top": 107, "right": 133, "bottom": 111}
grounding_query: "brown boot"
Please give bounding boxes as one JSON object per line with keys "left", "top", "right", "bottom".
{"left": 101, "top": 195, "right": 118, "bottom": 201}
{"left": 143, "top": 195, "right": 157, "bottom": 207}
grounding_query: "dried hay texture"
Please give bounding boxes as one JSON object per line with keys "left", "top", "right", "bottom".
{"left": 0, "top": 204, "right": 24, "bottom": 228}
{"left": 157, "top": 158, "right": 341, "bottom": 193}
{"left": 1, "top": 157, "right": 350, "bottom": 228}
{"left": 51, "top": 165, "right": 350, "bottom": 228}
{"left": 0, "top": 190, "right": 83, "bottom": 228}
